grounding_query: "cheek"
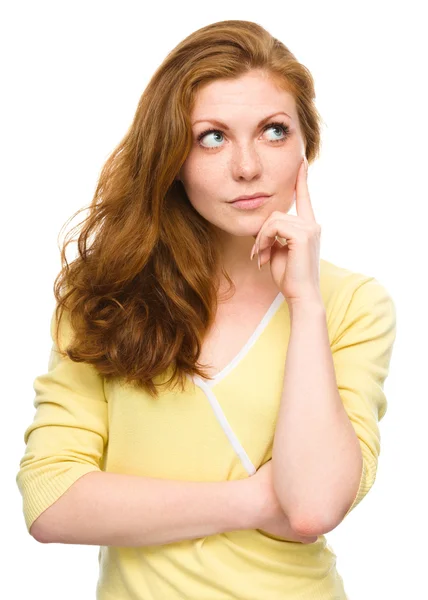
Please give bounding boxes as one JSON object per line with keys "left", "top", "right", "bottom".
{"left": 186, "top": 179, "right": 217, "bottom": 204}
{"left": 270, "top": 156, "right": 301, "bottom": 186}
{"left": 182, "top": 162, "right": 222, "bottom": 198}
{"left": 181, "top": 154, "right": 209, "bottom": 183}
{"left": 282, "top": 170, "right": 298, "bottom": 187}
{"left": 181, "top": 177, "right": 217, "bottom": 215}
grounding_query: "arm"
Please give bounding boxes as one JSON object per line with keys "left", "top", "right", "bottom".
{"left": 17, "top": 307, "right": 260, "bottom": 546}
{"left": 272, "top": 278, "right": 397, "bottom": 536}
{"left": 30, "top": 470, "right": 256, "bottom": 546}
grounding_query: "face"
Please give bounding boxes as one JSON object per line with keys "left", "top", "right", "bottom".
{"left": 178, "top": 69, "right": 306, "bottom": 242}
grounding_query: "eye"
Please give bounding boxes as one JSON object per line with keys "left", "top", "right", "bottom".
{"left": 196, "top": 121, "right": 291, "bottom": 149}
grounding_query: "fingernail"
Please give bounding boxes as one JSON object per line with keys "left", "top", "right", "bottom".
{"left": 257, "top": 251, "right": 261, "bottom": 271}
{"left": 250, "top": 243, "right": 256, "bottom": 261}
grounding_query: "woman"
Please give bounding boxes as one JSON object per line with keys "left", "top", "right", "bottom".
{"left": 16, "top": 19, "right": 397, "bottom": 600}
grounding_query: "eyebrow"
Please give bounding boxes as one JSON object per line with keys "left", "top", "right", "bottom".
{"left": 192, "top": 111, "right": 292, "bottom": 129}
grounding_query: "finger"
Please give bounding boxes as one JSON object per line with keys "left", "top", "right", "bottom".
{"left": 257, "top": 237, "right": 285, "bottom": 269}
{"left": 296, "top": 157, "right": 316, "bottom": 223}
{"left": 256, "top": 218, "right": 305, "bottom": 254}
{"left": 252, "top": 216, "right": 304, "bottom": 247}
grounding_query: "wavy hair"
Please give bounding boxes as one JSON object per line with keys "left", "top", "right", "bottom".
{"left": 52, "top": 19, "right": 324, "bottom": 398}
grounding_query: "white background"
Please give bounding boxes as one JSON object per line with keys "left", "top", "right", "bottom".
{"left": 3, "top": 1, "right": 426, "bottom": 598}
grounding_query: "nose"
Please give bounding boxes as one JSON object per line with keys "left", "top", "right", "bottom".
{"left": 231, "top": 143, "right": 263, "bottom": 180}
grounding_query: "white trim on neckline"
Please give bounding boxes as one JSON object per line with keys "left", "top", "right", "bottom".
{"left": 187, "top": 291, "right": 285, "bottom": 474}
{"left": 195, "top": 291, "right": 285, "bottom": 388}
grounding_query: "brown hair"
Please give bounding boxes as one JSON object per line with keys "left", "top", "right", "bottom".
{"left": 52, "top": 19, "right": 324, "bottom": 398}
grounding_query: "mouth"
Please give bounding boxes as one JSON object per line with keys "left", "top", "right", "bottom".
{"left": 229, "top": 195, "right": 271, "bottom": 210}
{"left": 229, "top": 193, "right": 271, "bottom": 203}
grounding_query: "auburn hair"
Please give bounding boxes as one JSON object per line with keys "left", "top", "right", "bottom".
{"left": 52, "top": 19, "right": 324, "bottom": 399}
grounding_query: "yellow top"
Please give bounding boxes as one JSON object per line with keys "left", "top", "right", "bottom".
{"left": 16, "top": 258, "right": 397, "bottom": 599}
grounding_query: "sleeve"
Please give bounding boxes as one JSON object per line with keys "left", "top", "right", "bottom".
{"left": 15, "top": 307, "right": 108, "bottom": 534}
{"left": 330, "top": 277, "right": 397, "bottom": 519}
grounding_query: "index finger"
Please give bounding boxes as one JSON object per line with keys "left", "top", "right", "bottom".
{"left": 296, "top": 157, "right": 316, "bottom": 223}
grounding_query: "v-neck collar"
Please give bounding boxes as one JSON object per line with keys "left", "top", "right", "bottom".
{"left": 192, "top": 291, "right": 285, "bottom": 388}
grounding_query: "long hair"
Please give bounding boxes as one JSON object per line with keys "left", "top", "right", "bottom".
{"left": 52, "top": 19, "right": 324, "bottom": 399}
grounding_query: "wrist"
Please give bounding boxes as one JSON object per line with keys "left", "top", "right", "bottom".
{"left": 231, "top": 478, "right": 264, "bottom": 531}
{"left": 287, "top": 298, "right": 325, "bottom": 318}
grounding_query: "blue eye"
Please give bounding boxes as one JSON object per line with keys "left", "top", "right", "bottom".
{"left": 196, "top": 121, "right": 291, "bottom": 149}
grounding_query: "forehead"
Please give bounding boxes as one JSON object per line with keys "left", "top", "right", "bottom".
{"left": 191, "top": 71, "right": 297, "bottom": 121}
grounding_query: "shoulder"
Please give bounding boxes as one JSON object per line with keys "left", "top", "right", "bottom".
{"left": 320, "top": 257, "right": 396, "bottom": 335}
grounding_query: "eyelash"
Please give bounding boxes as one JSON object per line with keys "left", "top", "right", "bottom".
{"left": 196, "top": 121, "right": 291, "bottom": 149}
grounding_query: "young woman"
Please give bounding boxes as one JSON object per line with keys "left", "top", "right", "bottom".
{"left": 16, "top": 19, "right": 396, "bottom": 600}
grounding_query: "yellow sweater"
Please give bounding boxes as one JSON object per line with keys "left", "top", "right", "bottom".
{"left": 16, "top": 258, "right": 397, "bottom": 599}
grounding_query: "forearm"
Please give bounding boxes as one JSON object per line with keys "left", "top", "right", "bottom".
{"left": 31, "top": 470, "right": 257, "bottom": 546}
{"left": 272, "top": 300, "right": 362, "bottom": 534}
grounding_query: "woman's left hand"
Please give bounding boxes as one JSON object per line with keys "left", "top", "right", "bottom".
{"left": 251, "top": 156, "right": 322, "bottom": 306}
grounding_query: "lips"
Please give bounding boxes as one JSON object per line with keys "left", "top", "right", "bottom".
{"left": 230, "top": 193, "right": 270, "bottom": 203}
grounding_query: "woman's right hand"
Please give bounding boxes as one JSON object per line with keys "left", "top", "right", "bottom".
{"left": 249, "top": 459, "right": 318, "bottom": 544}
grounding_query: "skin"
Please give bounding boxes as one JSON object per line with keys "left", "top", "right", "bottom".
{"left": 176, "top": 70, "right": 323, "bottom": 541}
{"left": 177, "top": 68, "right": 307, "bottom": 290}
